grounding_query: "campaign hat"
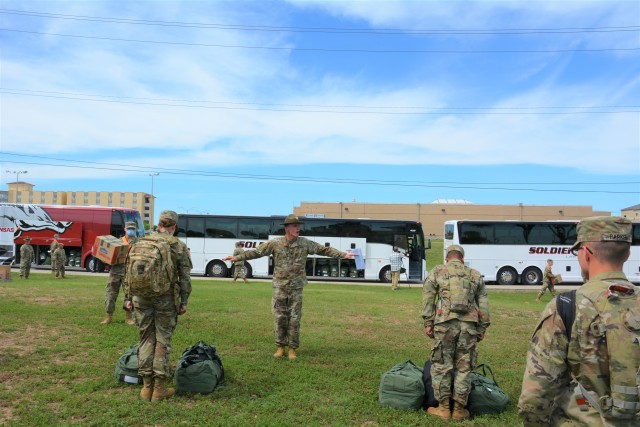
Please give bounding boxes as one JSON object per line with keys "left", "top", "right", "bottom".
{"left": 570, "top": 216, "right": 632, "bottom": 251}
{"left": 24, "top": 236, "right": 31, "bottom": 241}
{"left": 125, "top": 221, "right": 137, "bottom": 230}
{"left": 282, "top": 214, "right": 304, "bottom": 226}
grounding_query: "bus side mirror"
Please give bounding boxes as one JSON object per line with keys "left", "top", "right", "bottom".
{"left": 427, "top": 239, "right": 432, "bottom": 250}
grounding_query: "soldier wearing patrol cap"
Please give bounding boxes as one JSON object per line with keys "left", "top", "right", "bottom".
{"left": 422, "top": 244, "right": 491, "bottom": 421}
{"left": 124, "top": 210, "right": 192, "bottom": 402}
{"left": 100, "top": 221, "right": 139, "bottom": 325}
{"left": 519, "top": 216, "right": 639, "bottom": 426}
{"left": 224, "top": 214, "right": 356, "bottom": 360}
{"left": 19, "top": 236, "right": 35, "bottom": 279}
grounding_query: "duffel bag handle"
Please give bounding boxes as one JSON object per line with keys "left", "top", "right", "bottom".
{"left": 475, "top": 364, "right": 499, "bottom": 387}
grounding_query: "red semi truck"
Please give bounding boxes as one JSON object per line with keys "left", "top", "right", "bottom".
{"left": 2, "top": 203, "right": 144, "bottom": 271}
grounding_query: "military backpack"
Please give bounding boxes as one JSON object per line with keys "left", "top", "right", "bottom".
{"left": 557, "top": 283, "right": 640, "bottom": 421}
{"left": 174, "top": 340, "right": 225, "bottom": 395}
{"left": 114, "top": 343, "right": 140, "bottom": 384}
{"left": 125, "top": 234, "right": 178, "bottom": 298}
{"left": 446, "top": 264, "right": 475, "bottom": 313}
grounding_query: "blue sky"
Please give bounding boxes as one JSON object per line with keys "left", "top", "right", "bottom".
{"left": 1, "top": 0, "right": 639, "bottom": 218}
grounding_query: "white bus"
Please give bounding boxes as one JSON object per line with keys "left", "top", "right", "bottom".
{"left": 177, "top": 214, "right": 427, "bottom": 282}
{"left": 444, "top": 219, "right": 640, "bottom": 285}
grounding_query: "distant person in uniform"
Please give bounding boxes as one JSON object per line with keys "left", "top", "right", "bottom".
{"left": 232, "top": 242, "right": 248, "bottom": 283}
{"left": 52, "top": 243, "right": 66, "bottom": 278}
{"left": 422, "top": 244, "right": 491, "bottom": 421}
{"left": 535, "top": 259, "right": 557, "bottom": 302}
{"left": 519, "top": 216, "right": 639, "bottom": 426}
{"left": 224, "top": 214, "right": 356, "bottom": 360}
{"left": 19, "top": 236, "right": 35, "bottom": 279}
{"left": 101, "top": 222, "right": 139, "bottom": 325}
{"left": 50, "top": 233, "right": 60, "bottom": 274}
{"left": 389, "top": 246, "right": 403, "bottom": 290}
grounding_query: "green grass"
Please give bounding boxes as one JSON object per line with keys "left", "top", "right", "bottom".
{"left": 0, "top": 270, "right": 546, "bottom": 426}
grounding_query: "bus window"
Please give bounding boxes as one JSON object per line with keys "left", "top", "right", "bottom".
{"left": 238, "top": 218, "right": 271, "bottom": 240}
{"left": 187, "top": 217, "right": 206, "bottom": 238}
{"left": 394, "top": 234, "right": 408, "bottom": 251}
{"left": 205, "top": 217, "right": 237, "bottom": 238}
{"left": 110, "top": 210, "right": 125, "bottom": 238}
{"left": 444, "top": 224, "right": 454, "bottom": 240}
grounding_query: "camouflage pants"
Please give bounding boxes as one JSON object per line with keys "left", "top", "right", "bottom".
{"left": 233, "top": 262, "right": 246, "bottom": 279}
{"left": 133, "top": 293, "right": 178, "bottom": 379}
{"left": 19, "top": 261, "right": 32, "bottom": 278}
{"left": 105, "top": 265, "right": 125, "bottom": 314}
{"left": 272, "top": 286, "right": 303, "bottom": 349}
{"left": 430, "top": 319, "right": 478, "bottom": 405}
{"left": 537, "top": 282, "right": 556, "bottom": 298}
{"left": 54, "top": 265, "right": 65, "bottom": 278}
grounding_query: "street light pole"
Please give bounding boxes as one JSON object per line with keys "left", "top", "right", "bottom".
{"left": 6, "top": 170, "right": 28, "bottom": 183}
{"left": 149, "top": 173, "right": 159, "bottom": 198}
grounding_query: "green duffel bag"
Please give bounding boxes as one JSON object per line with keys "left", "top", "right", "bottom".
{"left": 468, "top": 364, "right": 510, "bottom": 415}
{"left": 114, "top": 344, "right": 140, "bottom": 385}
{"left": 379, "top": 360, "right": 425, "bottom": 410}
{"left": 175, "top": 340, "right": 224, "bottom": 395}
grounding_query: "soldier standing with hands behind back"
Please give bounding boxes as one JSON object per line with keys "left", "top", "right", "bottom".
{"left": 19, "top": 236, "right": 34, "bottom": 279}
{"left": 422, "top": 244, "right": 490, "bottom": 421}
{"left": 224, "top": 214, "right": 355, "bottom": 360}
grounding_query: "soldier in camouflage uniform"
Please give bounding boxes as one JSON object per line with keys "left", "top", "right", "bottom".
{"left": 519, "top": 216, "right": 639, "bottom": 426}
{"left": 232, "top": 242, "right": 248, "bottom": 283}
{"left": 125, "top": 210, "right": 192, "bottom": 402}
{"left": 100, "top": 222, "right": 138, "bottom": 325}
{"left": 49, "top": 233, "right": 60, "bottom": 274}
{"left": 422, "top": 244, "right": 491, "bottom": 421}
{"left": 19, "top": 236, "right": 35, "bottom": 279}
{"left": 535, "top": 259, "right": 557, "bottom": 302}
{"left": 224, "top": 214, "right": 355, "bottom": 360}
{"left": 52, "top": 243, "right": 66, "bottom": 278}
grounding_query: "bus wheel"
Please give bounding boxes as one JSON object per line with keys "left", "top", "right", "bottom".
{"left": 496, "top": 267, "right": 517, "bottom": 286}
{"left": 207, "top": 260, "right": 228, "bottom": 278}
{"left": 522, "top": 267, "right": 542, "bottom": 286}
{"left": 379, "top": 266, "right": 391, "bottom": 283}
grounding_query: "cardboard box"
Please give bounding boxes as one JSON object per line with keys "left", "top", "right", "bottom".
{"left": 92, "top": 235, "right": 130, "bottom": 265}
{"left": 0, "top": 265, "right": 11, "bottom": 282}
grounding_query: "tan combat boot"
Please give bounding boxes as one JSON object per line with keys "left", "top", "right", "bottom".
{"left": 140, "top": 376, "right": 154, "bottom": 401}
{"left": 535, "top": 297, "right": 541, "bottom": 302}
{"left": 288, "top": 348, "right": 297, "bottom": 360}
{"left": 427, "top": 399, "right": 451, "bottom": 420}
{"left": 125, "top": 310, "right": 135, "bottom": 326}
{"left": 100, "top": 313, "right": 113, "bottom": 324}
{"left": 451, "top": 401, "right": 471, "bottom": 421}
{"left": 151, "top": 377, "right": 175, "bottom": 402}
{"left": 273, "top": 346, "right": 286, "bottom": 357}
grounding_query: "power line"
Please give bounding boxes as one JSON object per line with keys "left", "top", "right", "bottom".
{"left": 1, "top": 153, "right": 638, "bottom": 194}
{"left": 3, "top": 87, "right": 637, "bottom": 112}
{"left": 2, "top": 28, "right": 638, "bottom": 54}
{"left": 1, "top": 8, "right": 638, "bottom": 35}
{"left": 2, "top": 89, "right": 638, "bottom": 115}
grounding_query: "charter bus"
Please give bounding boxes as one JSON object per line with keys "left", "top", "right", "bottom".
{"left": 177, "top": 214, "right": 427, "bottom": 282}
{"left": 444, "top": 219, "right": 640, "bottom": 285}
{"left": 1, "top": 203, "right": 145, "bottom": 271}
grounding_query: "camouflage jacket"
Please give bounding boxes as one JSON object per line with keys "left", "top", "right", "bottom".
{"left": 518, "top": 271, "right": 638, "bottom": 426}
{"left": 20, "top": 244, "right": 34, "bottom": 263}
{"left": 421, "top": 259, "right": 490, "bottom": 333}
{"left": 543, "top": 265, "right": 555, "bottom": 285}
{"left": 232, "top": 248, "right": 245, "bottom": 267}
{"left": 236, "top": 236, "right": 347, "bottom": 288}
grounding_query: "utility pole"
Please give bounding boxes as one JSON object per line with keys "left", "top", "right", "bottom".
{"left": 6, "top": 170, "right": 28, "bottom": 183}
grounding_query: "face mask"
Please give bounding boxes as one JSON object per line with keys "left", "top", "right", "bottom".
{"left": 126, "top": 229, "right": 136, "bottom": 237}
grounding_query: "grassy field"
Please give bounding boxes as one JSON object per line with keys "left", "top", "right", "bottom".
{"left": 0, "top": 269, "right": 548, "bottom": 427}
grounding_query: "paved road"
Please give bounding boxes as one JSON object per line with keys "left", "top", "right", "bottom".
{"left": 13, "top": 265, "right": 581, "bottom": 291}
